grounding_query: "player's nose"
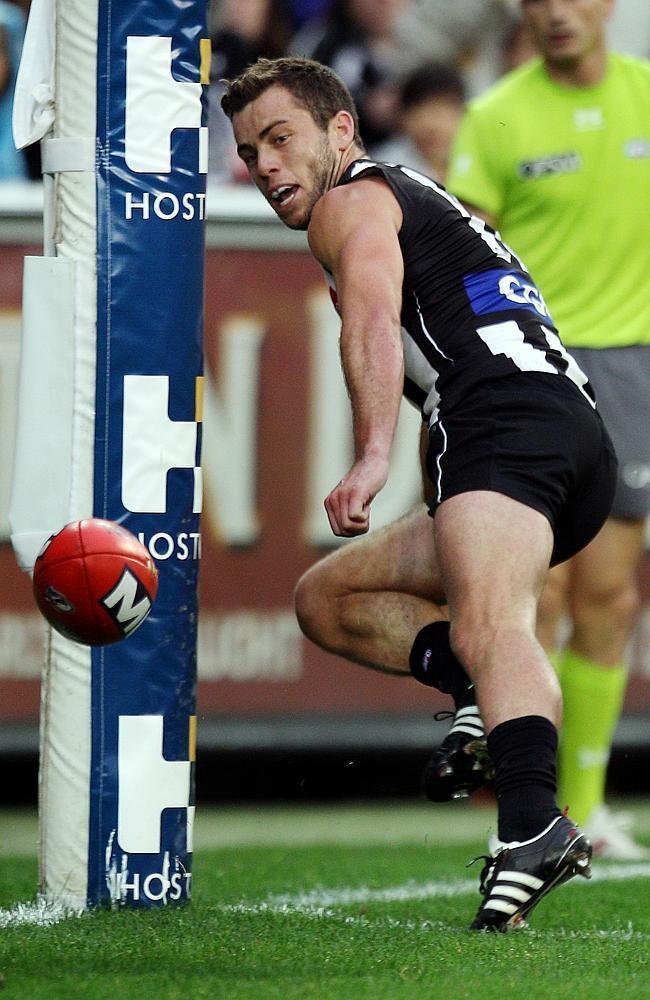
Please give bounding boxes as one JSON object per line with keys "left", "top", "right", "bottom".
{"left": 547, "top": 0, "right": 569, "bottom": 23}
{"left": 256, "top": 147, "right": 280, "bottom": 178}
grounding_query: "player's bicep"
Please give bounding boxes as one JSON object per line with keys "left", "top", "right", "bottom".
{"left": 337, "top": 226, "right": 404, "bottom": 324}
{"left": 311, "top": 184, "right": 404, "bottom": 322}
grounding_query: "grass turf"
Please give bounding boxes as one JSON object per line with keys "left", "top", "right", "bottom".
{"left": 0, "top": 804, "right": 648, "bottom": 999}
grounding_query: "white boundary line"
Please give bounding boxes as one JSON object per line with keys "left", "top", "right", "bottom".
{"left": 2, "top": 861, "right": 649, "bottom": 929}
{"left": 223, "top": 861, "right": 650, "bottom": 919}
{"left": 0, "top": 897, "right": 84, "bottom": 929}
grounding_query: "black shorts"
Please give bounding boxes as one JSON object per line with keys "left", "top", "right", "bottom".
{"left": 426, "top": 374, "right": 618, "bottom": 566}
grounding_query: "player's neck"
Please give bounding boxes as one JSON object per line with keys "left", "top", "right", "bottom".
{"left": 334, "top": 144, "right": 367, "bottom": 184}
{"left": 543, "top": 44, "right": 608, "bottom": 89}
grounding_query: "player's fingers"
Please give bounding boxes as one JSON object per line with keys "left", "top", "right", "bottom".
{"left": 325, "top": 487, "right": 369, "bottom": 537}
{"left": 324, "top": 492, "right": 344, "bottom": 536}
{"left": 337, "top": 496, "right": 370, "bottom": 536}
{"left": 345, "top": 485, "right": 371, "bottom": 524}
{"left": 341, "top": 519, "right": 369, "bottom": 537}
{"left": 344, "top": 513, "right": 370, "bottom": 535}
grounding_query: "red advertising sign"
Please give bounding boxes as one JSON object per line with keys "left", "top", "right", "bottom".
{"left": 1, "top": 216, "right": 649, "bottom": 749}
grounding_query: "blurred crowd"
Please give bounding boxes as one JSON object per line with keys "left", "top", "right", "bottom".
{"left": 0, "top": 0, "right": 648, "bottom": 185}
{"left": 207, "top": 0, "right": 531, "bottom": 184}
{"left": 206, "top": 0, "right": 650, "bottom": 186}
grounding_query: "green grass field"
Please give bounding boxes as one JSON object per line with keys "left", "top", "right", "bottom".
{"left": 1, "top": 800, "right": 649, "bottom": 999}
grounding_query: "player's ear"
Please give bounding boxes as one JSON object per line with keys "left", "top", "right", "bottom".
{"left": 331, "top": 110, "right": 355, "bottom": 151}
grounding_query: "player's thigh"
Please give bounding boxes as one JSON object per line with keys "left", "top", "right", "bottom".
{"left": 570, "top": 515, "right": 647, "bottom": 599}
{"left": 434, "top": 490, "right": 554, "bottom": 628}
{"left": 301, "top": 503, "right": 445, "bottom": 603}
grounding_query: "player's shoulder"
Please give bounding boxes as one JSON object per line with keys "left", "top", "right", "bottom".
{"left": 608, "top": 50, "right": 650, "bottom": 81}
{"left": 311, "top": 181, "right": 355, "bottom": 234}
{"left": 327, "top": 161, "right": 404, "bottom": 211}
{"left": 322, "top": 163, "right": 395, "bottom": 209}
{"left": 310, "top": 166, "right": 400, "bottom": 247}
{"left": 339, "top": 158, "right": 402, "bottom": 187}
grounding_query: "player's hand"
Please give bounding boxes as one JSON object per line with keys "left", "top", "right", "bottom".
{"left": 324, "top": 455, "right": 389, "bottom": 537}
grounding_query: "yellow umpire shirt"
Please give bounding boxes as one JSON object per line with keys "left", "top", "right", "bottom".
{"left": 447, "top": 53, "right": 650, "bottom": 348}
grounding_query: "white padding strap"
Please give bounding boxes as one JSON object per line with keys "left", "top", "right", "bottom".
{"left": 41, "top": 136, "right": 95, "bottom": 173}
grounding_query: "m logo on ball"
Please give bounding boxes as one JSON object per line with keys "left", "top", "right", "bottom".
{"left": 100, "top": 567, "right": 154, "bottom": 638}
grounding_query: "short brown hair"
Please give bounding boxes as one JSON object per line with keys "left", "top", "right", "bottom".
{"left": 220, "top": 57, "right": 365, "bottom": 149}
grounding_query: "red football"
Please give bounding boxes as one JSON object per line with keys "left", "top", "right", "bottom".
{"left": 32, "top": 518, "right": 158, "bottom": 646}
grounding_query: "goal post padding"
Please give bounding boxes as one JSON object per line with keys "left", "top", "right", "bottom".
{"left": 10, "top": 0, "right": 208, "bottom": 909}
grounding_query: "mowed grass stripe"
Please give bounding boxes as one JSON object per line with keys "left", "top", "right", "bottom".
{"left": 0, "top": 801, "right": 501, "bottom": 857}
{"left": 3, "top": 798, "right": 649, "bottom": 856}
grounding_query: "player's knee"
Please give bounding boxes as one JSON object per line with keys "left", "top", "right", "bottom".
{"left": 293, "top": 561, "right": 341, "bottom": 647}
{"left": 573, "top": 578, "right": 641, "bottom": 634}
{"left": 294, "top": 567, "right": 322, "bottom": 643}
{"left": 610, "top": 582, "right": 642, "bottom": 634}
{"left": 450, "top": 615, "right": 545, "bottom": 687}
{"left": 447, "top": 618, "right": 488, "bottom": 679}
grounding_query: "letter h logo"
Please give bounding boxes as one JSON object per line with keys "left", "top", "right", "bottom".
{"left": 118, "top": 715, "right": 195, "bottom": 854}
{"left": 125, "top": 36, "right": 209, "bottom": 174}
{"left": 122, "top": 375, "right": 202, "bottom": 514}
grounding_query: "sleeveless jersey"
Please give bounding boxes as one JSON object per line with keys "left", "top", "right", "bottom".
{"left": 330, "top": 160, "right": 593, "bottom": 426}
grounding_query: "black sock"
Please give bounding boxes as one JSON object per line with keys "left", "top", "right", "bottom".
{"left": 408, "top": 621, "right": 475, "bottom": 709}
{"left": 488, "top": 715, "right": 562, "bottom": 843}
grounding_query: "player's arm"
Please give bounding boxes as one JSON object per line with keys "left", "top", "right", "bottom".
{"left": 308, "top": 177, "right": 405, "bottom": 537}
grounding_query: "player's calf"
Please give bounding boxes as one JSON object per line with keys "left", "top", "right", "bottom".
{"left": 409, "top": 621, "right": 493, "bottom": 801}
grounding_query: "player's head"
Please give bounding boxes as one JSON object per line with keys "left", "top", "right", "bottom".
{"left": 520, "top": 0, "right": 614, "bottom": 66}
{"left": 222, "top": 57, "right": 365, "bottom": 230}
{"left": 397, "top": 63, "right": 466, "bottom": 179}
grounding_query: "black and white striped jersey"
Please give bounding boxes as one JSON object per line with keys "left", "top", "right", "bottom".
{"left": 330, "top": 160, "right": 594, "bottom": 426}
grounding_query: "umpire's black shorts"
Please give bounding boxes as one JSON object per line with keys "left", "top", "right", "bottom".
{"left": 426, "top": 373, "right": 618, "bottom": 567}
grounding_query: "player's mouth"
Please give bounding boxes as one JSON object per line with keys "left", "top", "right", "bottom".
{"left": 269, "top": 185, "right": 298, "bottom": 211}
{"left": 547, "top": 31, "right": 574, "bottom": 46}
